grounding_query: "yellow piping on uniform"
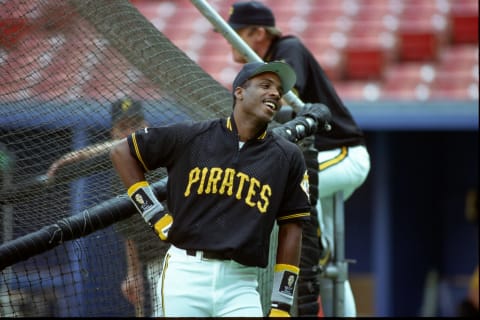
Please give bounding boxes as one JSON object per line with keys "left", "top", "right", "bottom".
{"left": 278, "top": 212, "right": 310, "bottom": 221}
{"left": 131, "top": 132, "right": 149, "bottom": 171}
{"left": 161, "top": 253, "right": 170, "bottom": 316}
{"left": 319, "top": 146, "right": 348, "bottom": 171}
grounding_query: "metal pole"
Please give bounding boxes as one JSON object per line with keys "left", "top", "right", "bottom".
{"left": 333, "top": 191, "right": 346, "bottom": 316}
{"left": 189, "top": 0, "right": 305, "bottom": 111}
{"left": 322, "top": 191, "right": 350, "bottom": 316}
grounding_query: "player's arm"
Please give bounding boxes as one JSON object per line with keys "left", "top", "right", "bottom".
{"left": 276, "top": 222, "right": 302, "bottom": 266}
{"left": 47, "top": 140, "right": 119, "bottom": 180}
{"left": 122, "top": 239, "right": 145, "bottom": 316}
{"left": 110, "top": 137, "right": 172, "bottom": 240}
{"left": 269, "top": 221, "right": 302, "bottom": 317}
{"left": 110, "top": 138, "right": 145, "bottom": 187}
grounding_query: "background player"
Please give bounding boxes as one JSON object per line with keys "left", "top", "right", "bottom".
{"left": 110, "top": 61, "right": 323, "bottom": 316}
{"left": 221, "top": 1, "right": 371, "bottom": 316}
{"left": 46, "top": 98, "right": 168, "bottom": 316}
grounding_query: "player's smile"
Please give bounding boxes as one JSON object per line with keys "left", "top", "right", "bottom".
{"left": 263, "top": 98, "right": 278, "bottom": 111}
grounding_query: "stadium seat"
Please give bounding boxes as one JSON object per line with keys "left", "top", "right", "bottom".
{"left": 449, "top": 0, "right": 479, "bottom": 44}
{"left": 380, "top": 62, "right": 436, "bottom": 100}
{"left": 430, "top": 45, "right": 478, "bottom": 100}
{"left": 335, "top": 81, "right": 382, "bottom": 101}
{"left": 0, "top": 18, "right": 30, "bottom": 49}
{"left": 397, "top": 20, "right": 441, "bottom": 62}
{"left": 396, "top": 0, "right": 449, "bottom": 62}
{"left": 132, "top": 0, "right": 478, "bottom": 102}
{"left": 130, "top": 0, "right": 177, "bottom": 21}
{"left": 343, "top": 37, "right": 386, "bottom": 80}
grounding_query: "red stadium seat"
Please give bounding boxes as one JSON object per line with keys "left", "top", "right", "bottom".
{"left": 343, "top": 42, "right": 386, "bottom": 80}
{"left": 450, "top": 0, "right": 479, "bottom": 44}
{"left": 430, "top": 45, "right": 478, "bottom": 100}
{"left": 380, "top": 63, "right": 435, "bottom": 100}
{"left": 334, "top": 81, "right": 382, "bottom": 101}
{"left": 396, "top": 0, "right": 449, "bottom": 62}
{"left": 397, "top": 20, "right": 440, "bottom": 62}
{"left": 129, "top": 0, "right": 479, "bottom": 102}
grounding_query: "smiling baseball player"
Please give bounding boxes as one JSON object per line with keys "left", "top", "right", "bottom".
{"left": 110, "top": 61, "right": 323, "bottom": 316}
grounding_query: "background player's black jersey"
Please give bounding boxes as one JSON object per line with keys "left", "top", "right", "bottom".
{"left": 265, "top": 35, "right": 366, "bottom": 151}
{"left": 127, "top": 116, "right": 311, "bottom": 267}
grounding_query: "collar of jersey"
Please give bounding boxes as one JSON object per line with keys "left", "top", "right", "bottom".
{"left": 226, "top": 116, "right": 268, "bottom": 140}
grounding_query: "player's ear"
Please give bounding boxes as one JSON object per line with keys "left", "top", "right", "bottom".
{"left": 233, "top": 86, "right": 244, "bottom": 101}
{"left": 256, "top": 27, "right": 268, "bottom": 39}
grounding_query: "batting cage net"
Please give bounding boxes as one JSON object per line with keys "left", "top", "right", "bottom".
{"left": 0, "top": 0, "right": 279, "bottom": 316}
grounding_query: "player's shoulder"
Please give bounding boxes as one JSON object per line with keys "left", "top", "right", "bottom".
{"left": 170, "top": 118, "right": 219, "bottom": 132}
{"left": 279, "top": 35, "right": 302, "bottom": 44}
{"left": 269, "top": 132, "right": 304, "bottom": 159}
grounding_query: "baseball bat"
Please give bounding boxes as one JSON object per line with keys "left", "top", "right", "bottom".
{"left": 0, "top": 177, "right": 168, "bottom": 271}
{"left": 189, "top": 0, "right": 303, "bottom": 110}
{"left": 189, "top": 0, "right": 331, "bottom": 132}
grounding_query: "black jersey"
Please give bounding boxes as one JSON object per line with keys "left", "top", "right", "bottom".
{"left": 265, "top": 35, "right": 366, "bottom": 151}
{"left": 127, "top": 116, "right": 311, "bottom": 268}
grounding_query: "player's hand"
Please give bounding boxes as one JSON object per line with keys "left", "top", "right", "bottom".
{"left": 268, "top": 308, "right": 290, "bottom": 317}
{"left": 46, "top": 160, "right": 62, "bottom": 182}
{"left": 274, "top": 105, "right": 295, "bottom": 124}
{"left": 272, "top": 126, "right": 295, "bottom": 142}
{"left": 298, "top": 103, "right": 332, "bottom": 132}
{"left": 121, "top": 271, "right": 145, "bottom": 307}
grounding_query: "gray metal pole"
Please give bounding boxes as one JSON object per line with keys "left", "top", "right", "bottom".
{"left": 189, "top": 0, "right": 305, "bottom": 111}
{"left": 333, "top": 191, "right": 346, "bottom": 316}
{"left": 323, "top": 191, "right": 349, "bottom": 317}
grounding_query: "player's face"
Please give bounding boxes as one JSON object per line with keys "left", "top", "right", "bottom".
{"left": 232, "top": 27, "right": 261, "bottom": 63}
{"left": 236, "top": 72, "right": 282, "bottom": 123}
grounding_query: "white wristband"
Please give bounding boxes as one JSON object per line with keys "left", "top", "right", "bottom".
{"left": 271, "top": 264, "right": 299, "bottom": 307}
{"left": 128, "top": 181, "right": 164, "bottom": 222}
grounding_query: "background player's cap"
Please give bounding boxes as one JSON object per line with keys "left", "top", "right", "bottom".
{"left": 232, "top": 61, "right": 297, "bottom": 95}
{"left": 225, "top": 1, "right": 281, "bottom": 35}
{"left": 111, "top": 98, "right": 144, "bottom": 125}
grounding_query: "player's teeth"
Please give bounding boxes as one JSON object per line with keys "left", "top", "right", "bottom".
{"left": 266, "top": 102, "right": 276, "bottom": 110}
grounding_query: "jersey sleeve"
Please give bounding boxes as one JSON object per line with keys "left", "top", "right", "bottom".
{"left": 276, "top": 145, "right": 311, "bottom": 225}
{"left": 126, "top": 120, "right": 197, "bottom": 171}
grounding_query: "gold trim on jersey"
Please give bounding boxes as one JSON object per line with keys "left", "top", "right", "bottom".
{"left": 318, "top": 146, "right": 348, "bottom": 171}
{"left": 277, "top": 212, "right": 310, "bottom": 221}
{"left": 226, "top": 117, "right": 267, "bottom": 139}
{"left": 131, "top": 132, "right": 149, "bottom": 171}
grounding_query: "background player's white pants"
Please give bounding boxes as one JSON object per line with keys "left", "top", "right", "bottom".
{"left": 316, "top": 145, "right": 371, "bottom": 317}
{"left": 158, "top": 245, "right": 263, "bottom": 317}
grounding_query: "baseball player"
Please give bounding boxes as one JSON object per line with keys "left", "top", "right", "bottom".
{"left": 110, "top": 61, "right": 329, "bottom": 316}
{"left": 221, "top": 1, "right": 371, "bottom": 317}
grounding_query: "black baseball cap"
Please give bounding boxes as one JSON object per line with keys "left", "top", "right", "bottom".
{"left": 111, "top": 98, "right": 144, "bottom": 125}
{"left": 227, "top": 1, "right": 281, "bottom": 34}
{"left": 232, "top": 61, "right": 296, "bottom": 95}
